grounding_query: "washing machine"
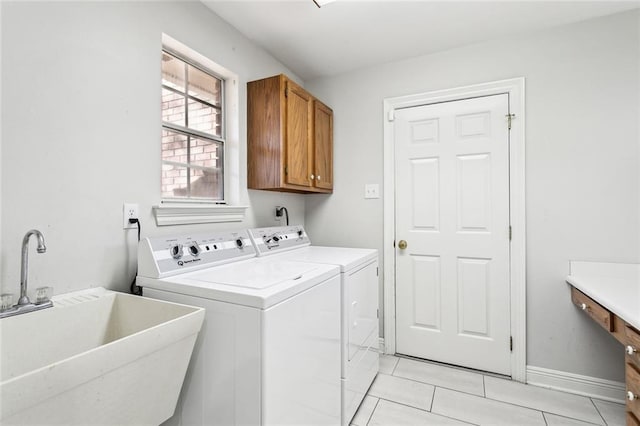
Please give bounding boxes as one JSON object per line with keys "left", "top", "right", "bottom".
{"left": 136, "top": 230, "right": 341, "bottom": 426}
{"left": 247, "top": 226, "right": 379, "bottom": 426}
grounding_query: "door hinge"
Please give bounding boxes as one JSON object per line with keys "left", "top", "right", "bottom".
{"left": 506, "top": 113, "right": 516, "bottom": 130}
{"left": 509, "top": 226, "right": 512, "bottom": 241}
{"left": 285, "top": 82, "right": 289, "bottom": 98}
{"left": 377, "top": 309, "right": 379, "bottom": 319}
{"left": 376, "top": 266, "right": 379, "bottom": 276}
{"left": 284, "top": 165, "right": 288, "bottom": 175}
{"left": 510, "top": 336, "right": 513, "bottom": 352}
{"left": 388, "top": 109, "right": 395, "bottom": 122}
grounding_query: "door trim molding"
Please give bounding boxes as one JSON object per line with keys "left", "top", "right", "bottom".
{"left": 382, "top": 78, "right": 526, "bottom": 382}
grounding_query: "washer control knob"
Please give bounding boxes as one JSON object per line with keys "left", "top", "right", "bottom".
{"left": 236, "top": 238, "right": 244, "bottom": 248}
{"left": 297, "top": 229, "right": 303, "bottom": 237}
{"left": 169, "top": 244, "right": 183, "bottom": 260}
{"left": 188, "top": 243, "right": 201, "bottom": 257}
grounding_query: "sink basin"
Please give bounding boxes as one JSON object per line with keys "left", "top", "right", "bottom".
{"left": 0, "top": 287, "right": 204, "bottom": 425}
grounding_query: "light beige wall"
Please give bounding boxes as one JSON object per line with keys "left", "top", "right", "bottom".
{"left": 305, "top": 10, "right": 640, "bottom": 382}
{"left": 0, "top": 1, "right": 302, "bottom": 297}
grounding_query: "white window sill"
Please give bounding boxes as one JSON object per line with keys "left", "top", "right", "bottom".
{"left": 153, "top": 204, "right": 248, "bottom": 226}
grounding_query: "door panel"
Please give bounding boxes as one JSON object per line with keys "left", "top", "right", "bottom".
{"left": 457, "top": 154, "right": 491, "bottom": 231}
{"left": 411, "top": 158, "right": 440, "bottom": 230}
{"left": 314, "top": 101, "right": 333, "bottom": 190}
{"left": 457, "top": 257, "right": 490, "bottom": 336}
{"left": 411, "top": 255, "right": 441, "bottom": 330}
{"left": 395, "top": 94, "right": 511, "bottom": 376}
{"left": 285, "top": 81, "right": 312, "bottom": 187}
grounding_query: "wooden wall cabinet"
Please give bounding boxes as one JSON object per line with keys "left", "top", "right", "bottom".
{"left": 247, "top": 74, "right": 333, "bottom": 194}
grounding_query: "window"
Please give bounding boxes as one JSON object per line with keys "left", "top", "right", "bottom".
{"left": 154, "top": 35, "right": 246, "bottom": 226}
{"left": 161, "top": 50, "right": 224, "bottom": 201}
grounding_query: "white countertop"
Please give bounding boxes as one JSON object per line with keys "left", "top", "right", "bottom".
{"left": 566, "top": 261, "right": 640, "bottom": 330}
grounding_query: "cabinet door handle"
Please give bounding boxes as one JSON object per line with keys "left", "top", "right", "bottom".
{"left": 628, "top": 391, "right": 638, "bottom": 401}
{"left": 628, "top": 345, "right": 637, "bottom": 355}
{"left": 317, "top": 175, "right": 321, "bottom": 181}
{"left": 580, "top": 303, "right": 587, "bottom": 311}
{"left": 310, "top": 174, "right": 315, "bottom": 180}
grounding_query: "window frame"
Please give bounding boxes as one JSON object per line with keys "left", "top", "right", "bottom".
{"left": 161, "top": 48, "right": 226, "bottom": 202}
{"left": 154, "top": 34, "right": 247, "bottom": 226}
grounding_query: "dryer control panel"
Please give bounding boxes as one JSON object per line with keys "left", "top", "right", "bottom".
{"left": 138, "top": 230, "right": 256, "bottom": 278}
{"left": 247, "top": 226, "right": 310, "bottom": 256}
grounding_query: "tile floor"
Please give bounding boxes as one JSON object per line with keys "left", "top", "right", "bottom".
{"left": 352, "top": 355, "right": 625, "bottom": 426}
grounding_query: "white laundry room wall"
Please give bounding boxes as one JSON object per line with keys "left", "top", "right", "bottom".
{"left": 305, "top": 10, "right": 639, "bottom": 383}
{"left": 0, "top": 1, "right": 303, "bottom": 297}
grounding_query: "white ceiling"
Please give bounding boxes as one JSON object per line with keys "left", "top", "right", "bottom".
{"left": 202, "top": 0, "right": 639, "bottom": 81}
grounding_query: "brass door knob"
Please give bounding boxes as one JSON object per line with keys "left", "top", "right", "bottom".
{"left": 398, "top": 240, "right": 408, "bottom": 250}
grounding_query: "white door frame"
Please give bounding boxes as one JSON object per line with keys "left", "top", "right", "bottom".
{"left": 382, "top": 78, "right": 526, "bottom": 382}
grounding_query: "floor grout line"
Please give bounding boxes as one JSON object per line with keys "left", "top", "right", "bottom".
{"left": 379, "top": 356, "right": 400, "bottom": 376}
{"left": 374, "top": 372, "right": 484, "bottom": 399}
{"left": 369, "top": 395, "right": 432, "bottom": 414}
{"left": 482, "top": 374, "right": 486, "bottom": 398}
{"left": 542, "top": 411, "right": 550, "bottom": 426}
{"left": 366, "top": 381, "right": 611, "bottom": 426}
{"left": 589, "top": 397, "right": 609, "bottom": 426}
{"left": 363, "top": 397, "right": 380, "bottom": 426}
{"left": 543, "top": 411, "right": 605, "bottom": 426}
{"left": 370, "top": 357, "right": 622, "bottom": 426}
{"left": 372, "top": 392, "right": 480, "bottom": 426}
{"left": 475, "top": 392, "right": 603, "bottom": 423}
{"left": 429, "top": 386, "right": 436, "bottom": 412}
{"left": 418, "top": 384, "right": 607, "bottom": 424}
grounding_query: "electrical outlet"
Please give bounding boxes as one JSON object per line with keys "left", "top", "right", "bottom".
{"left": 123, "top": 203, "right": 139, "bottom": 229}
{"left": 364, "top": 184, "right": 380, "bottom": 199}
{"left": 275, "top": 206, "right": 283, "bottom": 221}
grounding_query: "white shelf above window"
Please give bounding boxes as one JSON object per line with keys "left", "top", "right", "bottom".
{"left": 153, "top": 204, "right": 248, "bottom": 226}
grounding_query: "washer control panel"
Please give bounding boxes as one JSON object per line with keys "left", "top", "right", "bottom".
{"left": 138, "top": 230, "right": 255, "bottom": 278}
{"left": 247, "top": 226, "right": 310, "bottom": 256}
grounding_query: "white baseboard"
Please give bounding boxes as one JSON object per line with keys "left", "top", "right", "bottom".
{"left": 379, "top": 337, "right": 623, "bottom": 403}
{"left": 527, "top": 365, "right": 624, "bottom": 403}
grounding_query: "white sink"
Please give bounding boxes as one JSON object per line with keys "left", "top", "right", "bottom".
{"left": 0, "top": 287, "right": 204, "bottom": 425}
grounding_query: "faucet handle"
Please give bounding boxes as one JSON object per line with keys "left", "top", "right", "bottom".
{"left": 35, "top": 287, "right": 53, "bottom": 304}
{"left": 0, "top": 293, "right": 14, "bottom": 311}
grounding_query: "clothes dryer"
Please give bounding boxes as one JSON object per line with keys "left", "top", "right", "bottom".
{"left": 247, "top": 226, "right": 379, "bottom": 425}
{"left": 137, "top": 230, "right": 341, "bottom": 426}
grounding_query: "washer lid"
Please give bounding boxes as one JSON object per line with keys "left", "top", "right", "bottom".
{"left": 139, "top": 257, "right": 340, "bottom": 309}
{"left": 188, "top": 260, "right": 317, "bottom": 289}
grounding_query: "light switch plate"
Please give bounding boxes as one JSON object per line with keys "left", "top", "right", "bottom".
{"left": 364, "top": 184, "right": 380, "bottom": 199}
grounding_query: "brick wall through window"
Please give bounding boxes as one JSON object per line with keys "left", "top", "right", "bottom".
{"left": 161, "top": 51, "right": 224, "bottom": 200}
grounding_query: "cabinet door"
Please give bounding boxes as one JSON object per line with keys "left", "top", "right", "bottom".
{"left": 314, "top": 101, "right": 333, "bottom": 191}
{"left": 285, "top": 80, "right": 313, "bottom": 188}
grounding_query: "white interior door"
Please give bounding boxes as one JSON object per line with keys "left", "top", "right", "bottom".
{"left": 394, "top": 94, "right": 511, "bottom": 376}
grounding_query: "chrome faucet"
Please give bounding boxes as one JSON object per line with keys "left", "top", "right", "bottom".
{"left": 18, "top": 229, "right": 47, "bottom": 305}
{"left": 0, "top": 229, "right": 52, "bottom": 318}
